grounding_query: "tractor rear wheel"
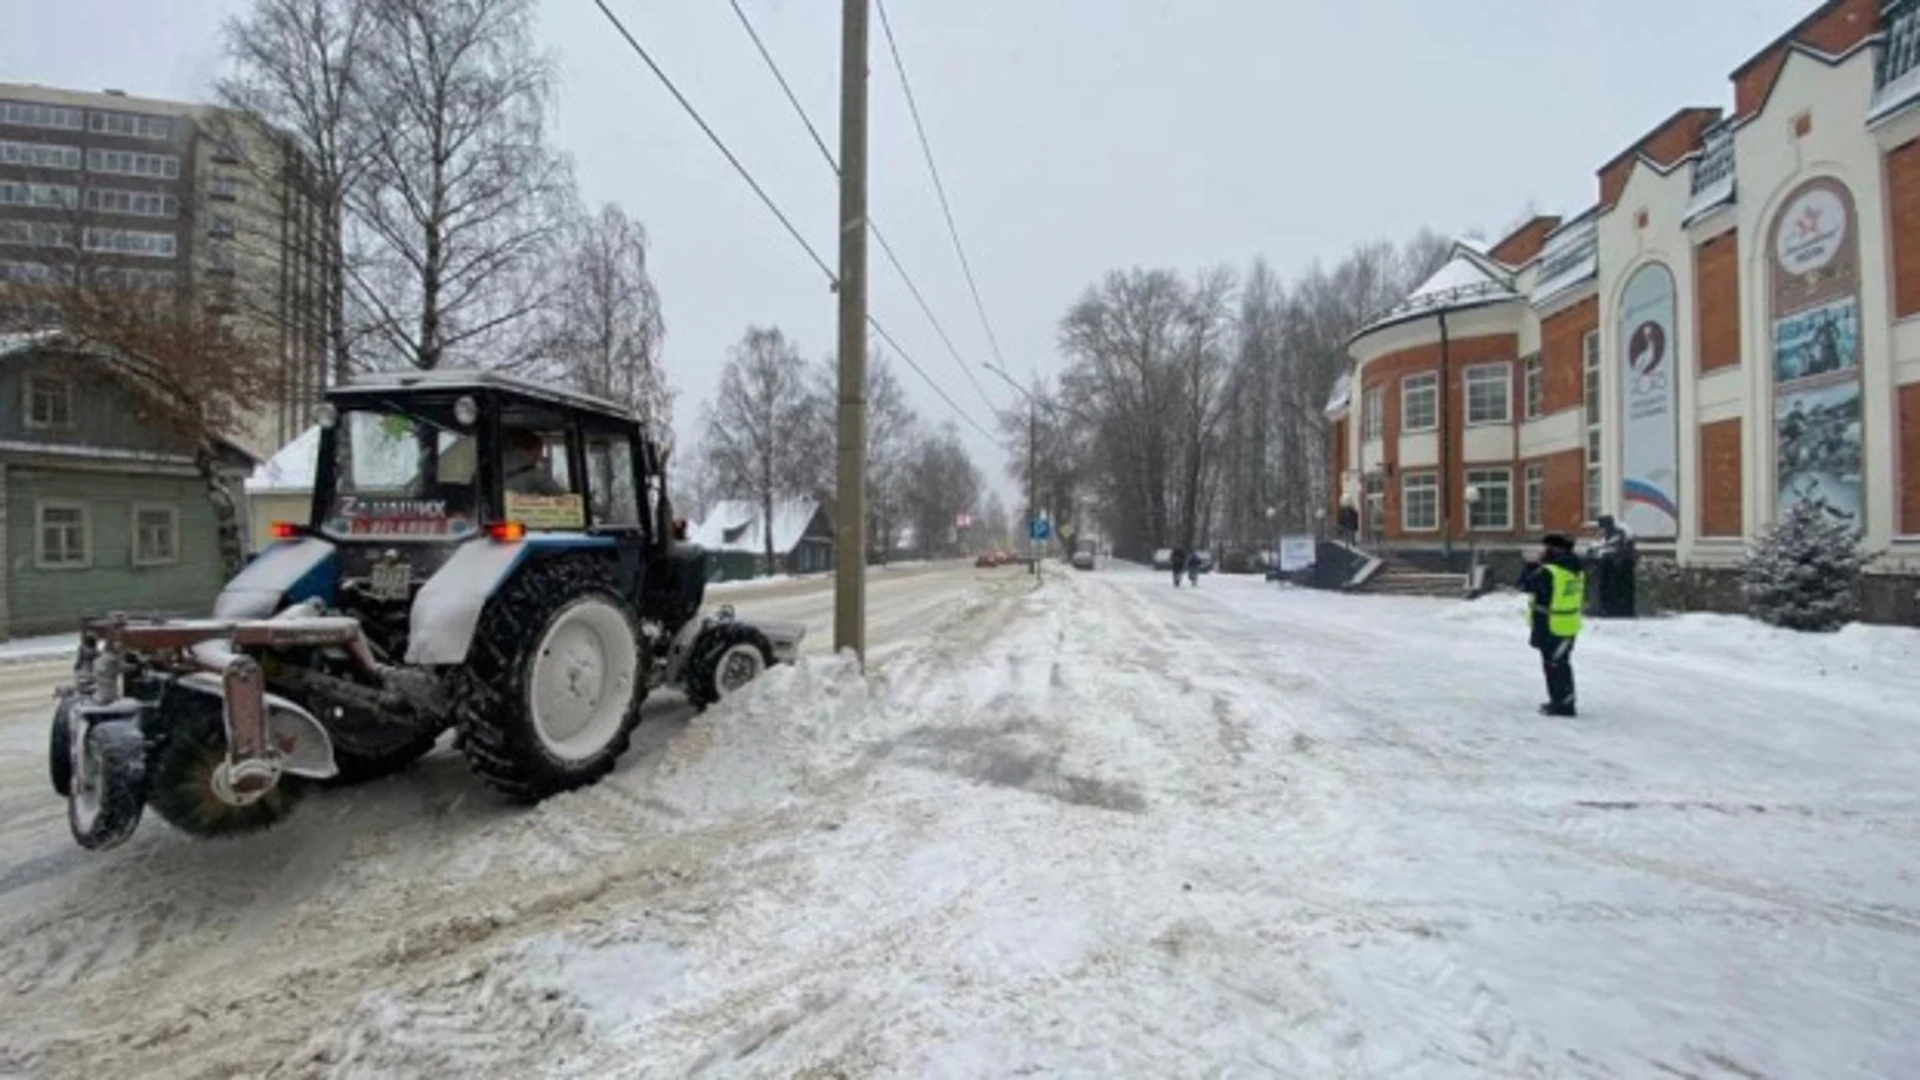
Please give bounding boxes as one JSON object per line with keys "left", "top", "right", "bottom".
{"left": 684, "top": 623, "right": 774, "bottom": 711}
{"left": 452, "top": 558, "right": 645, "bottom": 802}
{"left": 147, "top": 688, "right": 306, "bottom": 838}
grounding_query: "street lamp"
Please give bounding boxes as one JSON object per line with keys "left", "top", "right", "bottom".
{"left": 1464, "top": 484, "right": 1482, "bottom": 591}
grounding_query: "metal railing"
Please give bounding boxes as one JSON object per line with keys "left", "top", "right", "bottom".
{"left": 1880, "top": 0, "right": 1920, "bottom": 91}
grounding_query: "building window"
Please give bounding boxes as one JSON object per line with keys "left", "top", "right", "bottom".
{"left": 0, "top": 260, "right": 71, "bottom": 286}
{"left": 1, "top": 101, "right": 84, "bottom": 131}
{"left": 132, "top": 503, "right": 181, "bottom": 566}
{"left": 1401, "top": 472, "right": 1439, "bottom": 532}
{"left": 0, "top": 181, "right": 78, "bottom": 209}
{"left": 36, "top": 501, "right": 91, "bottom": 569}
{"left": 1466, "top": 467, "right": 1512, "bottom": 531}
{"left": 1524, "top": 463, "right": 1545, "bottom": 531}
{"left": 88, "top": 111, "right": 174, "bottom": 140}
{"left": 1464, "top": 363, "right": 1511, "bottom": 425}
{"left": 93, "top": 265, "right": 177, "bottom": 291}
{"left": 1361, "top": 384, "right": 1385, "bottom": 442}
{"left": 85, "top": 148, "right": 180, "bottom": 179}
{"left": 211, "top": 134, "right": 245, "bottom": 164}
{"left": 1402, "top": 372, "right": 1439, "bottom": 433}
{"left": 209, "top": 214, "right": 235, "bottom": 239}
{"left": 27, "top": 374, "right": 73, "bottom": 428}
{"left": 82, "top": 228, "right": 177, "bottom": 258}
{"left": 1586, "top": 429, "right": 1603, "bottom": 524}
{"left": 1523, "top": 355, "right": 1543, "bottom": 420}
{"left": 0, "top": 220, "right": 74, "bottom": 249}
{"left": 0, "top": 139, "right": 82, "bottom": 170}
{"left": 84, "top": 188, "right": 178, "bottom": 218}
{"left": 209, "top": 176, "right": 240, "bottom": 200}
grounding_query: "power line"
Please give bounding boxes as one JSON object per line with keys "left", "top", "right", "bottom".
{"left": 867, "top": 314, "right": 997, "bottom": 440}
{"left": 589, "top": 0, "right": 834, "bottom": 283}
{"left": 726, "top": 0, "right": 1001, "bottom": 417}
{"left": 873, "top": 0, "right": 1010, "bottom": 373}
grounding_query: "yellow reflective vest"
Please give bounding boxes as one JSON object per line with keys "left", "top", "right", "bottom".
{"left": 1531, "top": 563, "right": 1585, "bottom": 638}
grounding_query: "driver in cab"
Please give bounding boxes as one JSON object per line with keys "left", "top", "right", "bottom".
{"left": 503, "top": 428, "right": 565, "bottom": 496}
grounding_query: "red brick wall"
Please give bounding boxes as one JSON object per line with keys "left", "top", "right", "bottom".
{"left": 1539, "top": 297, "right": 1597, "bottom": 415}
{"left": 1488, "top": 216, "right": 1562, "bottom": 267}
{"left": 1700, "top": 418, "right": 1743, "bottom": 537}
{"left": 1598, "top": 108, "right": 1721, "bottom": 208}
{"left": 1695, "top": 230, "right": 1741, "bottom": 372}
{"left": 1889, "top": 140, "right": 1920, "bottom": 318}
{"left": 1357, "top": 333, "right": 1521, "bottom": 543}
{"left": 1521, "top": 448, "right": 1587, "bottom": 536}
{"left": 1733, "top": 0, "right": 1879, "bottom": 119}
{"left": 1901, "top": 384, "right": 1920, "bottom": 536}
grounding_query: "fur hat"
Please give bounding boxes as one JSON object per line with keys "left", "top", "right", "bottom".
{"left": 1541, "top": 533, "right": 1575, "bottom": 552}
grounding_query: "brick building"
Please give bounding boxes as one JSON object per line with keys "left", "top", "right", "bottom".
{"left": 1327, "top": 0, "right": 1920, "bottom": 621}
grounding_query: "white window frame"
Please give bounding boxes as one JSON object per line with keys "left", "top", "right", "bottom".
{"left": 1464, "top": 363, "right": 1512, "bottom": 426}
{"left": 131, "top": 502, "right": 182, "bottom": 567}
{"left": 1361, "top": 384, "right": 1385, "bottom": 443}
{"left": 1, "top": 101, "right": 84, "bottom": 131}
{"left": 35, "top": 500, "right": 91, "bottom": 570}
{"left": 1363, "top": 472, "right": 1385, "bottom": 539}
{"left": 1401, "top": 372, "right": 1439, "bottom": 434}
{"left": 1401, "top": 471, "right": 1439, "bottom": 533}
{"left": 88, "top": 111, "right": 173, "bottom": 140}
{"left": 0, "top": 139, "right": 82, "bottom": 170}
{"left": 1585, "top": 429, "right": 1603, "bottom": 526}
{"left": 82, "top": 227, "right": 177, "bottom": 259}
{"left": 0, "top": 220, "right": 74, "bottom": 249}
{"left": 1466, "top": 467, "right": 1513, "bottom": 532}
{"left": 1522, "top": 355, "right": 1543, "bottom": 420}
{"left": 1524, "top": 462, "right": 1546, "bottom": 531}
{"left": 26, "top": 373, "right": 72, "bottom": 429}
{"left": 85, "top": 148, "right": 180, "bottom": 179}
{"left": 1583, "top": 328, "right": 1602, "bottom": 523}
{"left": 209, "top": 176, "right": 240, "bottom": 200}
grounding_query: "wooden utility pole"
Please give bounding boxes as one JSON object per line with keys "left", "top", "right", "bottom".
{"left": 1028, "top": 399, "right": 1039, "bottom": 577}
{"left": 833, "top": 0, "right": 870, "bottom": 659}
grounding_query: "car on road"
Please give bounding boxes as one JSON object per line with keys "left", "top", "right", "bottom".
{"left": 1071, "top": 550, "right": 1095, "bottom": 571}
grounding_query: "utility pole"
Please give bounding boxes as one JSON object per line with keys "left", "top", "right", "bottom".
{"left": 833, "top": 0, "right": 869, "bottom": 659}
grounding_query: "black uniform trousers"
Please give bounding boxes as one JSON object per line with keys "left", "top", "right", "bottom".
{"left": 1537, "top": 635, "right": 1576, "bottom": 709}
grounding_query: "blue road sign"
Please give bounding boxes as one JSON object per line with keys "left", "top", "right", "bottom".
{"left": 1029, "top": 518, "right": 1051, "bottom": 541}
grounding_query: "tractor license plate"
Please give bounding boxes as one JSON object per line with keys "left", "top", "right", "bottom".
{"left": 368, "top": 561, "right": 411, "bottom": 601}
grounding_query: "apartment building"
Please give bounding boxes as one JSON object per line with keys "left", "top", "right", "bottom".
{"left": 1327, "top": 0, "right": 1920, "bottom": 622}
{"left": 0, "top": 83, "right": 331, "bottom": 455}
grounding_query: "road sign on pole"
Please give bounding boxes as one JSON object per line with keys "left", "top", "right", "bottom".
{"left": 1030, "top": 518, "right": 1051, "bottom": 542}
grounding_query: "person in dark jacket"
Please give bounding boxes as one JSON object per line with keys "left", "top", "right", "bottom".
{"left": 1521, "top": 533, "right": 1586, "bottom": 717}
{"left": 1169, "top": 546, "right": 1186, "bottom": 588}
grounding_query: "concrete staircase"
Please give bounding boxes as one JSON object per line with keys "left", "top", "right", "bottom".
{"left": 1359, "top": 557, "right": 1468, "bottom": 598}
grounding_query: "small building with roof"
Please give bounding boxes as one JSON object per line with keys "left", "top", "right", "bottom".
{"left": 689, "top": 497, "right": 834, "bottom": 581}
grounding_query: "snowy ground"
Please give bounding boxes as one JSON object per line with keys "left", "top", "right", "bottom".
{"left": 2, "top": 563, "right": 1917, "bottom": 1077}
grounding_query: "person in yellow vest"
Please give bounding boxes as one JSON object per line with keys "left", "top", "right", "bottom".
{"left": 1524, "top": 533, "right": 1586, "bottom": 717}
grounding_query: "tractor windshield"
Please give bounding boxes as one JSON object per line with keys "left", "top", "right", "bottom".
{"left": 322, "top": 402, "right": 481, "bottom": 542}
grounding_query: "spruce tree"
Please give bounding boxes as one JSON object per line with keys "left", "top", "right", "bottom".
{"left": 1741, "top": 500, "right": 1867, "bottom": 632}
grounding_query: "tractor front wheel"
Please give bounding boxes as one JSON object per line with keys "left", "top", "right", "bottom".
{"left": 68, "top": 718, "right": 147, "bottom": 851}
{"left": 147, "top": 688, "right": 306, "bottom": 838}
{"left": 452, "top": 559, "right": 645, "bottom": 802}
{"left": 684, "top": 623, "right": 774, "bottom": 711}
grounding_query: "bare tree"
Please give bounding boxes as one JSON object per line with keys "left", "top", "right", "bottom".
{"left": 702, "top": 326, "right": 826, "bottom": 573}
{"left": 350, "top": 0, "right": 572, "bottom": 370}
{"left": 539, "top": 202, "right": 671, "bottom": 444}
{"left": 902, "top": 426, "right": 982, "bottom": 559}
{"left": 218, "top": 0, "right": 372, "bottom": 385}
{"left": 814, "top": 350, "right": 916, "bottom": 560}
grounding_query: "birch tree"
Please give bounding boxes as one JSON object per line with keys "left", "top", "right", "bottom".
{"left": 702, "top": 327, "right": 825, "bottom": 573}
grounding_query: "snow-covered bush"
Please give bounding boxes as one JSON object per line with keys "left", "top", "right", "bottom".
{"left": 1741, "top": 500, "right": 1868, "bottom": 632}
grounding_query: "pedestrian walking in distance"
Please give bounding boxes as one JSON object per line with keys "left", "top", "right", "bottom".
{"left": 1170, "top": 546, "right": 1186, "bottom": 588}
{"left": 1522, "top": 533, "right": 1586, "bottom": 717}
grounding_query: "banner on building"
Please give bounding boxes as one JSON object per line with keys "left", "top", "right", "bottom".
{"left": 1617, "top": 262, "right": 1679, "bottom": 538}
{"left": 1770, "top": 177, "right": 1864, "bottom": 529}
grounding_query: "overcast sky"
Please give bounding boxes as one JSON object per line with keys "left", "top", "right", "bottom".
{"left": 3, "top": 0, "right": 1814, "bottom": 497}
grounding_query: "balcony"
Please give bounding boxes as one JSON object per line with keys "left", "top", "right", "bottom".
{"left": 1682, "top": 120, "right": 1737, "bottom": 225}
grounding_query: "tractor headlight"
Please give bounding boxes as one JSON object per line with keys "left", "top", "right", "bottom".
{"left": 316, "top": 403, "right": 338, "bottom": 429}
{"left": 455, "top": 395, "right": 479, "bottom": 427}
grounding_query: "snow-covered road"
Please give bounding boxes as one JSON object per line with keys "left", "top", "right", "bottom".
{"left": 3, "top": 563, "right": 1917, "bottom": 1077}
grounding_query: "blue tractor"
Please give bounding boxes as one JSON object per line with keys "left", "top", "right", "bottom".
{"left": 49, "top": 371, "right": 801, "bottom": 850}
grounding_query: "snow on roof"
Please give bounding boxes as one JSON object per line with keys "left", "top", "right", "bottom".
{"left": 335, "top": 368, "right": 633, "bottom": 420}
{"left": 0, "top": 330, "right": 63, "bottom": 360}
{"left": 247, "top": 425, "right": 321, "bottom": 493}
{"left": 1530, "top": 213, "right": 1600, "bottom": 309}
{"left": 1324, "top": 371, "right": 1353, "bottom": 416}
{"left": 690, "top": 498, "right": 826, "bottom": 555}
{"left": 1353, "top": 245, "right": 1519, "bottom": 340}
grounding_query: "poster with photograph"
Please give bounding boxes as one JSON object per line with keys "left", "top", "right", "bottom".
{"left": 1775, "top": 379, "right": 1863, "bottom": 527}
{"left": 1772, "top": 297, "right": 1859, "bottom": 385}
